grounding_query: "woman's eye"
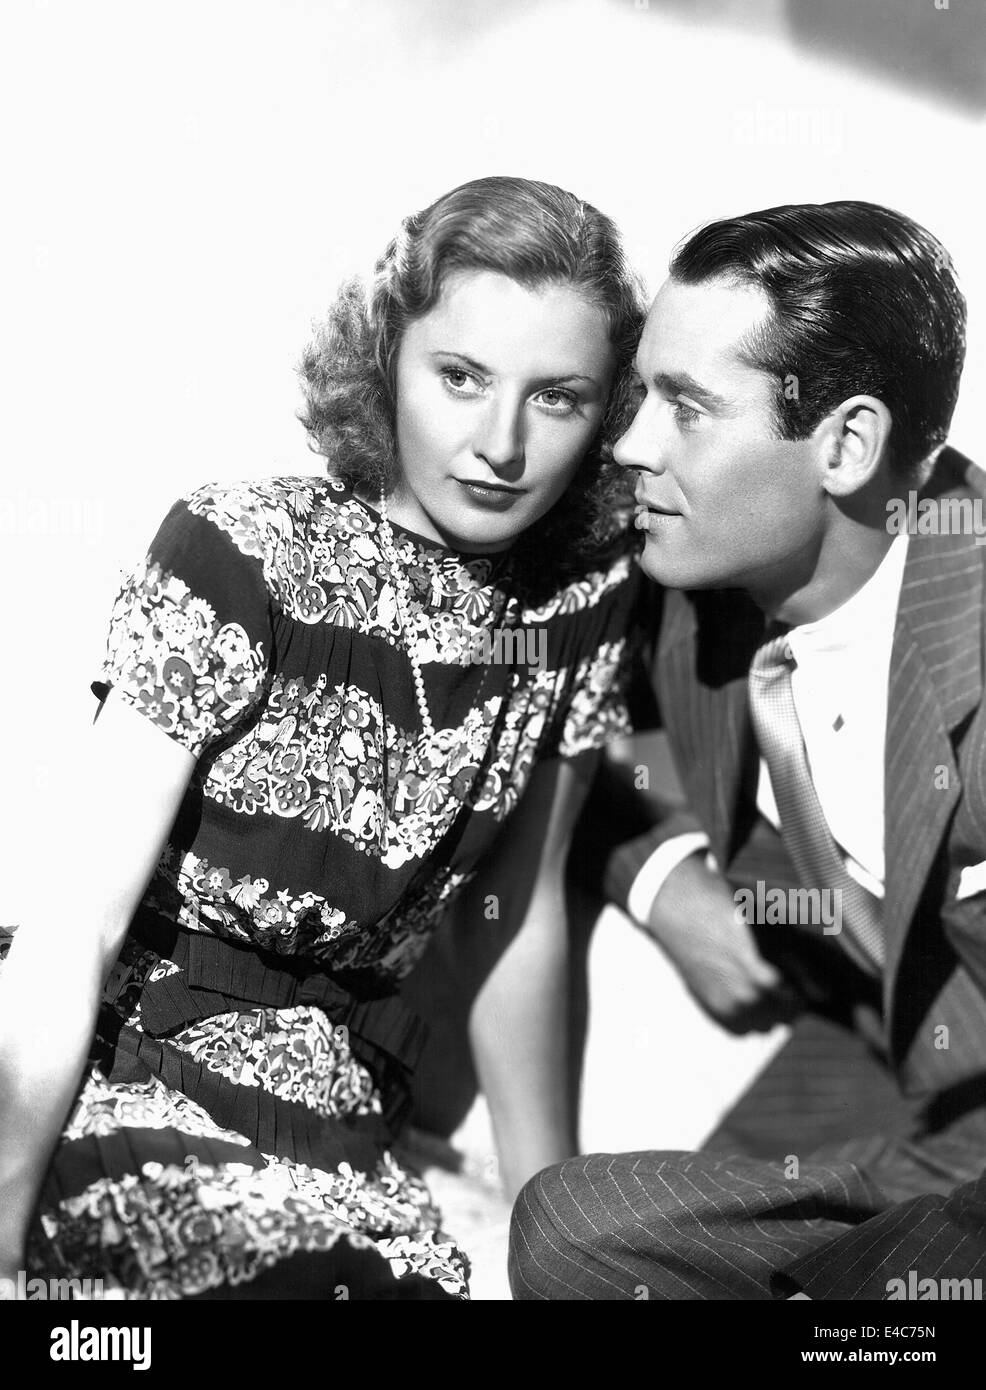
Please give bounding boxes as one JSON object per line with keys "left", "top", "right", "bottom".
{"left": 535, "top": 388, "right": 577, "bottom": 414}
{"left": 441, "top": 368, "right": 482, "bottom": 395}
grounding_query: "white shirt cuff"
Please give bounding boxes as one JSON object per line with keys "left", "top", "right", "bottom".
{"left": 626, "top": 832, "right": 711, "bottom": 924}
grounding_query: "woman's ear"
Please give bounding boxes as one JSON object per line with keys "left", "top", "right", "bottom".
{"left": 818, "top": 395, "right": 893, "bottom": 499}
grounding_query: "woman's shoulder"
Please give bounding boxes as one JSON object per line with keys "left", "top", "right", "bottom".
{"left": 161, "top": 474, "right": 391, "bottom": 628}
{"left": 180, "top": 474, "right": 334, "bottom": 527}
{"left": 175, "top": 473, "right": 374, "bottom": 557}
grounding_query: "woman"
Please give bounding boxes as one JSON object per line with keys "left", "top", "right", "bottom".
{"left": 0, "top": 176, "right": 643, "bottom": 1300}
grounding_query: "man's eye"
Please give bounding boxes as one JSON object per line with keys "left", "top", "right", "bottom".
{"left": 673, "top": 400, "right": 702, "bottom": 427}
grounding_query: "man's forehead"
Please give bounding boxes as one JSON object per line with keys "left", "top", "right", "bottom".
{"left": 640, "top": 275, "right": 773, "bottom": 377}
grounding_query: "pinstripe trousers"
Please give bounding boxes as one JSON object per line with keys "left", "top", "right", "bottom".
{"left": 509, "top": 1003, "right": 986, "bottom": 1302}
{"left": 510, "top": 1148, "right": 888, "bottom": 1301}
{"left": 508, "top": 916, "right": 986, "bottom": 1302}
{"left": 508, "top": 1114, "right": 986, "bottom": 1300}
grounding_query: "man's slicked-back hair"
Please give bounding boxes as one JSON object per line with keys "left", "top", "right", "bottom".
{"left": 669, "top": 200, "right": 967, "bottom": 480}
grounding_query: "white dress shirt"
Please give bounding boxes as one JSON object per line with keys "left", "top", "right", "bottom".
{"left": 627, "top": 535, "right": 910, "bottom": 921}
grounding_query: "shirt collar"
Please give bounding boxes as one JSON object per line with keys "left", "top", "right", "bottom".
{"left": 788, "top": 533, "right": 910, "bottom": 659}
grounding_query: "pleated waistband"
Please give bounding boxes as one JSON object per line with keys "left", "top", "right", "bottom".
{"left": 99, "top": 914, "right": 428, "bottom": 1139}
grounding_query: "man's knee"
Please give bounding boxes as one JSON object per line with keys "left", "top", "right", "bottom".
{"left": 509, "top": 1149, "right": 807, "bottom": 1300}
{"left": 508, "top": 1156, "right": 575, "bottom": 1295}
{"left": 509, "top": 1152, "right": 682, "bottom": 1301}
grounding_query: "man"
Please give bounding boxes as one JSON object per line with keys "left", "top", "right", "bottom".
{"left": 509, "top": 200, "right": 986, "bottom": 1300}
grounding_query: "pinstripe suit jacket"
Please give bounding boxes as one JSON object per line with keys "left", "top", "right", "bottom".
{"left": 607, "top": 446, "right": 986, "bottom": 1293}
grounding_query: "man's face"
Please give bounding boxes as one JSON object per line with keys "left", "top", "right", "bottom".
{"left": 616, "top": 276, "right": 828, "bottom": 598}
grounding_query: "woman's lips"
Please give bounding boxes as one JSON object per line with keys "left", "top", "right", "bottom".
{"left": 457, "top": 479, "right": 523, "bottom": 510}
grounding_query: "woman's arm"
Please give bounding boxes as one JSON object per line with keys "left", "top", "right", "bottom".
{"left": 465, "top": 752, "right": 600, "bottom": 1200}
{"left": 0, "top": 691, "right": 196, "bottom": 1273}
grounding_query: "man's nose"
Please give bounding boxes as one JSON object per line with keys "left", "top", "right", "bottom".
{"left": 473, "top": 395, "right": 525, "bottom": 473}
{"left": 613, "top": 399, "right": 663, "bottom": 475}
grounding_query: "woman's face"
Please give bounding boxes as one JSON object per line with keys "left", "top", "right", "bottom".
{"left": 389, "top": 269, "right": 616, "bottom": 552}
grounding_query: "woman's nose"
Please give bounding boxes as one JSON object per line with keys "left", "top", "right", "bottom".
{"left": 473, "top": 396, "right": 525, "bottom": 472}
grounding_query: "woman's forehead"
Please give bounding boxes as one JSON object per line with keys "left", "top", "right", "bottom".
{"left": 405, "top": 269, "right": 615, "bottom": 375}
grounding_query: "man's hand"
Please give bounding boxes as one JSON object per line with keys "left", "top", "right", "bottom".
{"left": 643, "top": 853, "right": 801, "bottom": 1033}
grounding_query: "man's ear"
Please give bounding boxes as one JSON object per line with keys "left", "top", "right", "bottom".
{"left": 816, "top": 396, "right": 893, "bottom": 499}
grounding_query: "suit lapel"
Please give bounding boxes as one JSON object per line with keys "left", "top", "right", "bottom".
{"left": 884, "top": 522, "right": 984, "bottom": 1031}
{"left": 656, "top": 588, "right": 763, "bottom": 867}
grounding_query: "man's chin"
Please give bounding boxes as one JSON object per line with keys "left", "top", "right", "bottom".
{"left": 637, "top": 542, "right": 722, "bottom": 591}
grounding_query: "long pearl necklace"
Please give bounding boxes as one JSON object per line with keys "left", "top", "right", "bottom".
{"left": 377, "top": 487, "right": 437, "bottom": 740}
{"left": 376, "top": 487, "right": 519, "bottom": 743}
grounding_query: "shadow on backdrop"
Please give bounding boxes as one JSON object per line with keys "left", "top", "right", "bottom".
{"left": 626, "top": 0, "right": 986, "bottom": 114}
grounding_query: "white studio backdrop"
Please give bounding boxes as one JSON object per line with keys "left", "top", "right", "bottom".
{"left": 2, "top": 0, "right": 983, "bottom": 909}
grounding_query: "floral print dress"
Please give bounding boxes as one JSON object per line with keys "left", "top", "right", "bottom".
{"left": 13, "top": 476, "right": 637, "bottom": 1300}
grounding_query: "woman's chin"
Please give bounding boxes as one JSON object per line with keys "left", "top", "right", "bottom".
{"left": 449, "top": 532, "right": 515, "bottom": 555}
{"left": 434, "top": 514, "right": 524, "bottom": 554}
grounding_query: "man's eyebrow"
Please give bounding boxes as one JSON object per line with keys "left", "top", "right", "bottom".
{"left": 430, "top": 350, "right": 598, "bottom": 387}
{"left": 650, "top": 370, "right": 730, "bottom": 411}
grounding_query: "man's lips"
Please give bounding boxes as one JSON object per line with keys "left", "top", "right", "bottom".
{"left": 634, "top": 482, "right": 680, "bottom": 515}
{"left": 634, "top": 498, "right": 682, "bottom": 516}
{"left": 635, "top": 505, "right": 682, "bottom": 533}
{"left": 634, "top": 485, "right": 683, "bottom": 533}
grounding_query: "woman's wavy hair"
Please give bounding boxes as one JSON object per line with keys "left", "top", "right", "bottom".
{"left": 298, "top": 176, "right": 645, "bottom": 587}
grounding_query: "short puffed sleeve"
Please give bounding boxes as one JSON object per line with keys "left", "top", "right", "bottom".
{"left": 92, "top": 490, "right": 273, "bottom": 758}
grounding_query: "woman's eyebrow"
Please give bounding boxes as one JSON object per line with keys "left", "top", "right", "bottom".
{"left": 537, "top": 372, "right": 598, "bottom": 386}
{"left": 429, "top": 350, "right": 490, "bottom": 375}
{"left": 430, "top": 350, "right": 599, "bottom": 388}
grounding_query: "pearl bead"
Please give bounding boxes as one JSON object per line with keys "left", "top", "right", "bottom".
{"left": 378, "top": 489, "right": 436, "bottom": 741}
{"left": 376, "top": 487, "right": 521, "bottom": 750}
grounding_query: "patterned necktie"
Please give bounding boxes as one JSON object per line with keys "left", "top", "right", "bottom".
{"left": 747, "top": 626, "right": 884, "bottom": 973}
